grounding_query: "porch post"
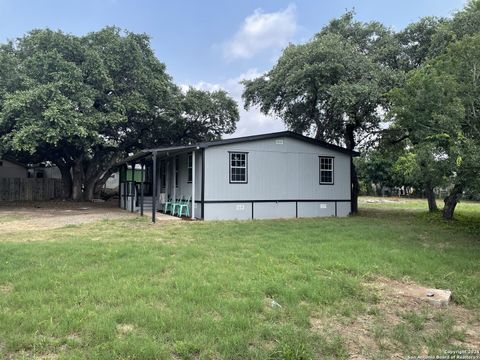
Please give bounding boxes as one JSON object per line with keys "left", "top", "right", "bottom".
{"left": 173, "top": 156, "right": 176, "bottom": 206}
{"left": 191, "top": 150, "right": 195, "bottom": 219}
{"left": 130, "top": 162, "right": 135, "bottom": 213}
{"left": 123, "top": 165, "right": 127, "bottom": 210}
{"left": 118, "top": 166, "right": 122, "bottom": 209}
{"left": 166, "top": 158, "right": 170, "bottom": 201}
{"left": 158, "top": 159, "right": 163, "bottom": 212}
{"left": 152, "top": 152, "right": 157, "bottom": 223}
{"left": 140, "top": 161, "right": 145, "bottom": 216}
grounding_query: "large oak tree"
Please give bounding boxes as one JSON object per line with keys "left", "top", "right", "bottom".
{"left": 0, "top": 28, "right": 239, "bottom": 200}
{"left": 242, "top": 12, "right": 400, "bottom": 213}
{"left": 390, "top": 34, "right": 480, "bottom": 219}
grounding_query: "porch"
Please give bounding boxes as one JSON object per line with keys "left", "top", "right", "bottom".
{"left": 118, "top": 145, "right": 203, "bottom": 223}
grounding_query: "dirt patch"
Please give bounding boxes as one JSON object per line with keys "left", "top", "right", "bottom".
{"left": 0, "top": 201, "right": 136, "bottom": 233}
{"left": 0, "top": 200, "right": 182, "bottom": 235}
{"left": 66, "top": 333, "right": 82, "bottom": 344}
{"left": 311, "top": 277, "right": 480, "bottom": 359}
{"left": 116, "top": 323, "right": 135, "bottom": 336}
{"left": 0, "top": 284, "right": 13, "bottom": 294}
{"left": 6, "top": 350, "right": 59, "bottom": 360}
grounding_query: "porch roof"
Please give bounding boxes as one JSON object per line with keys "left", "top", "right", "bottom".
{"left": 120, "top": 144, "right": 199, "bottom": 164}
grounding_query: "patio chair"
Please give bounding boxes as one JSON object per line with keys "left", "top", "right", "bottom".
{"left": 171, "top": 195, "right": 185, "bottom": 215}
{"left": 162, "top": 196, "right": 175, "bottom": 213}
{"left": 174, "top": 196, "right": 191, "bottom": 217}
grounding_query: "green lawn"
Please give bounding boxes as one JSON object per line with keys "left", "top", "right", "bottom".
{"left": 0, "top": 198, "right": 479, "bottom": 359}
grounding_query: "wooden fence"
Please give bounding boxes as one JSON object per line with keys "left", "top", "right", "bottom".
{"left": 0, "top": 178, "right": 64, "bottom": 201}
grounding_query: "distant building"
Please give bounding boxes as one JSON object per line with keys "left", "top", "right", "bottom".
{"left": 0, "top": 158, "right": 28, "bottom": 178}
{"left": 27, "top": 163, "right": 62, "bottom": 179}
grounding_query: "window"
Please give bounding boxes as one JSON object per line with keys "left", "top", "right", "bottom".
{"left": 175, "top": 156, "right": 179, "bottom": 187}
{"left": 229, "top": 152, "right": 248, "bottom": 183}
{"left": 0, "top": 161, "right": 3, "bottom": 166}
{"left": 319, "top": 157, "right": 334, "bottom": 184}
{"left": 187, "top": 153, "right": 193, "bottom": 183}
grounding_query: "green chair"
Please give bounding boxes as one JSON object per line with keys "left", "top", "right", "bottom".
{"left": 175, "top": 196, "right": 191, "bottom": 217}
{"left": 171, "top": 195, "right": 185, "bottom": 215}
{"left": 163, "top": 196, "right": 175, "bottom": 213}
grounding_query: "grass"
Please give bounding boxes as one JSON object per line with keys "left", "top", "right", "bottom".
{"left": 0, "top": 198, "right": 479, "bottom": 359}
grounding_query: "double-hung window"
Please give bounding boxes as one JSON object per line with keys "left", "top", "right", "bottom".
{"left": 319, "top": 156, "right": 334, "bottom": 184}
{"left": 229, "top": 152, "right": 248, "bottom": 183}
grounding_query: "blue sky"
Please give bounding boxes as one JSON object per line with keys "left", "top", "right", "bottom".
{"left": 0, "top": 0, "right": 466, "bottom": 136}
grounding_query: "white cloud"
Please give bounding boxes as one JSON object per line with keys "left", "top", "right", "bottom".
{"left": 182, "top": 69, "right": 286, "bottom": 137}
{"left": 223, "top": 4, "right": 297, "bottom": 60}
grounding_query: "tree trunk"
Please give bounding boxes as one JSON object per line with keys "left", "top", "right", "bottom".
{"left": 84, "top": 180, "right": 96, "bottom": 201}
{"left": 94, "top": 168, "right": 116, "bottom": 195}
{"left": 443, "top": 184, "right": 463, "bottom": 220}
{"left": 425, "top": 184, "right": 438, "bottom": 212}
{"left": 83, "top": 164, "right": 114, "bottom": 201}
{"left": 345, "top": 124, "right": 359, "bottom": 214}
{"left": 55, "top": 164, "right": 72, "bottom": 199}
{"left": 71, "top": 159, "right": 84, "bottom": 201}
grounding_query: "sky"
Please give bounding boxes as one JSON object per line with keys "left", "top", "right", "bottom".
{"left": 0, "top": 0, "right": 466, "bottom": 137}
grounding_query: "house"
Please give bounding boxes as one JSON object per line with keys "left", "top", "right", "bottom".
{"left": 0, "top": 158, "right": 28, "bottom": 178}
{"left": 27, "top": 162, "right": 62, "bottom": 179}
{"left": 118, "top": 131, "right": 359, "bottom": 221}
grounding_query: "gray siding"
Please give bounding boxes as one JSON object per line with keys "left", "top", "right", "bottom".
{"left": 297, "top": 201, "right": 335, "bottom": 218}
{"left": 203, "top": 136, "right": 351, "bottom": 220}
{"left": 204, "top": 202, "right": 252, "bottom": 221}
{"left": 336, "top": 201, "right": 351, "bottom": 217}
{"left": 254, "top": 202, "right": 296, "bottom": 219}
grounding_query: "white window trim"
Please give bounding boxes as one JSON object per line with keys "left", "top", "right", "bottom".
{"left": 319, "top": 156, "right": 334, "bottom": 185}
{"left": 229, "top": 152, "right": 248, "bottom": 184}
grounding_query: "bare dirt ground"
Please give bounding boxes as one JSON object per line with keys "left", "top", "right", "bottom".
{"left": 0, "top": 200, "right": 137, "bottom": 232}
{"left": 311, "top": 277, "right": 480, "bottom": 359}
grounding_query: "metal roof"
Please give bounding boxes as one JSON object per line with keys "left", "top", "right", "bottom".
{"left": 118, "top": 131, "right": 359, "bottom": 164}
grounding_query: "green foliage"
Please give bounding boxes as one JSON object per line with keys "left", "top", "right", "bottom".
{"left": 242, "top": 11, "right": 400, "bottom": 148}
{"left": 0, "top": 28, "right": 239, "bottom": 199}
{"left": 389, "top": 33, "right": 480, "bottom": 210}
{"left": 175, "top": 87, "right": 239, "bottom": 143}
{"left": 396, "top": 16, "right": 447, "bottom": 70}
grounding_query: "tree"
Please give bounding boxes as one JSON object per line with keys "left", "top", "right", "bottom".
{"left": 396, "top": 16, "right": 447, "bottom": 70}
{"left": 0, "top": 28, "right": 239, "bottom": 200}
{"left": 169, "top": 88, "right": 239, "bottom": 144}
{"left": 430, "top": 0, "right": 480, "bottom": 56}
{"left": 242, "top": 12, "right": 400, "bottom": 213}
{"left": 389, "top": 34, "right": 480, "bottom": 219}
{"left": 356, "top": 151, "right": 398, "bottom": 196}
